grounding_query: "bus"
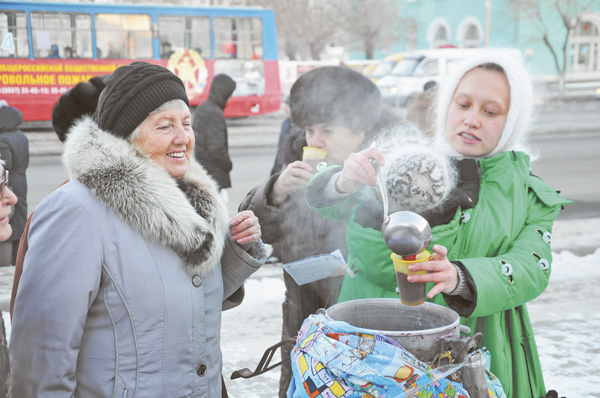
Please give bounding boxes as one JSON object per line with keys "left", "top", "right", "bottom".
{"left": 0, "top": 1, "right": 281, "bottom": 123}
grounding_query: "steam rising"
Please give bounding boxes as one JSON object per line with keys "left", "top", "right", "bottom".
{"left": 372, "top": 125, "right": 457, "bottom": 214}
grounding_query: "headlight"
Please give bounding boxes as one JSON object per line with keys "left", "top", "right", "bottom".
{"left": 596, "top": 87, "right": 600, "bottom": 95}
{"left": 389, "top": 86, "right": 399, "bottom": 94}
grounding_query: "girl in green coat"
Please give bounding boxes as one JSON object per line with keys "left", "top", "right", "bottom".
{"left": 305, "top": 52, "right": 571, "bottom": 398}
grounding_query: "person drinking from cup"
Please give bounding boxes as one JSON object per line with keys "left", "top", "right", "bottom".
{"left": 239, "top": 66, "right": 416, "bottom": 397}
{"left": 305, "top": 51, "right": 571, "bottom": 398}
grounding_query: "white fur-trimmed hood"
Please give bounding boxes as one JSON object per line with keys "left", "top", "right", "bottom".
{"left": 62, "top": 116, "right": 229, "bottom": 275}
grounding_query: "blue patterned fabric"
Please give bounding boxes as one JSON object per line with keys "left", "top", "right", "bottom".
{"left": 287, "top": 314, "right": 506, "bottom": 398}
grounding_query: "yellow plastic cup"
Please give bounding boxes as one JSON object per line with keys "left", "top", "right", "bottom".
{"left": 302, "top": 146, "right": 327, "bottom": 173}
{"left": 390, "top": 250, "right": 431, "bottom": 306}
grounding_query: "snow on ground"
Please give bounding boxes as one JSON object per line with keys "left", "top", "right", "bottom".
{"left": 2, "top": 218, "right": 598, "bottom": 397}
{"left": 221, "top": 247, "right": 600, "bottom": 398}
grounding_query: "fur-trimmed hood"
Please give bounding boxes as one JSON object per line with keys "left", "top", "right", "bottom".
{"left": 62, "top": 116, "right": 229, "bottom": 275}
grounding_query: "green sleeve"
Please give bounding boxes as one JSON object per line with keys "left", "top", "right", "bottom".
{"left": 305, "top": 165, "right": 368, "bottom": 221}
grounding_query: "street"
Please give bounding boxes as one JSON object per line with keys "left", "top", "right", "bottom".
{"left": 26, "top": 125, "right": 600, "bottom": 222}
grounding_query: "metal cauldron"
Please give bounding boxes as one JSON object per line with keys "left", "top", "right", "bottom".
{"left": 234, "top": 298, "right": 488, "bottom": 398}
{"left": 326, "top": 298, "right": 468, "bottom": 363}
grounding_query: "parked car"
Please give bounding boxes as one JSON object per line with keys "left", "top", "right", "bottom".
{"left": 366, "top": 53, "right": 405, "bottom": 83}
{"left": 376, "top": 48, "right": 522, "bottom": 107}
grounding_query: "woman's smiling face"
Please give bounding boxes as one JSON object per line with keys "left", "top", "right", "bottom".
{"left": 132, "top": 107, "right": 194, "bottom": 179}
{"left": 445, "top": 67, "right": 510, "bottom": 158}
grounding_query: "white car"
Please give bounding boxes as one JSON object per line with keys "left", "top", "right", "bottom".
{"left": 377, "top": 48, "right": 522, "bottom": 107}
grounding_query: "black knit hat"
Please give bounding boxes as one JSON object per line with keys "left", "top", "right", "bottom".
{"left": 289, "top": 66, "right": 381, "bottom": 133}
{"left": 94, "top": 62, "right": 189, "bottom": 139}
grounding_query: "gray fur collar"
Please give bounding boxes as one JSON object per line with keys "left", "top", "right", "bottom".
{"left": 62, "top": 116, "right": 229, "bottom": 275}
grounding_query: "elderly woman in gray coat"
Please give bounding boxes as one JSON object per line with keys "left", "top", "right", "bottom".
{"left": 10, "top": 62, "right": 266, "bottom": 398}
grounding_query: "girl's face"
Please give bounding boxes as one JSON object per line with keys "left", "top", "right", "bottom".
{"left": 0, "top": 167, "right": 18, "bottom": 241}
{"left": 445, "top": 67, "right": 510, "bottom": 157}
{"left": 305, "top": 123, "right": 365, "bottom": 165}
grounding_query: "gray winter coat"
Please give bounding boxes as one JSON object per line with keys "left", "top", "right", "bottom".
{"left": 10, "top": 117, "right": 266, "bottom": 398}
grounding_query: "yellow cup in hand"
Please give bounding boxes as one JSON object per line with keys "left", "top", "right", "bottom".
{"left": 390, "top": 250, "right": 431, "bottom": 306}
{"left": 302, "top": 146, "right": 327, "bottom": 174}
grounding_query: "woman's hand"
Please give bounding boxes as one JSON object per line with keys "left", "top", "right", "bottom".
{"left": 335, "top": 147, "right": 384, "bottom": 194}
{"left": 229, "top": 210, "right": 261, "bottom": 244}
{"left": 406, "top": 244, "right": 459, "bottom": 299}
{"left": 271, "top": 161, "right": 313, "bottom": 205}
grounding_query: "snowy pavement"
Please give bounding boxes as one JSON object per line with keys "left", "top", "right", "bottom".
{"left": 2, "top": 217, "right": 599, "bottom": 397}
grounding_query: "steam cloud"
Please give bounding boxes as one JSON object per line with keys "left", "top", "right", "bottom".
{"left": 372, "top": 125, "right": 457, "bottom": 214}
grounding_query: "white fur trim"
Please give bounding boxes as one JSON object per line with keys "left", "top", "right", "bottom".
{"left": 62, "top": 116, "right": 229, "bottom": 275}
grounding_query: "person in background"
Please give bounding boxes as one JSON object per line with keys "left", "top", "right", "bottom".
{"left": 0, "top": 101, "right": 29, "bottom": 267}
{"left": 406, "top": 80, "right": 438, "bottom": 137}
{"left": 243, "top": 62, "right": 263, "bottom": 95}
{"left": 161, "top": 41, "right": 174, "bottom": 59}
{"left": 63, "top": 46, "right": 77, "bottom": 59}
{"left": 105, "top": 41, "right": 121, "bottom": 59}
{"left": 10, "top": 62, "right": 266, "bottom": 397}
{"left": 239, "top": 66, "right": 388, "bottom": 398}
{"left": 269, "top": 94, "right": 298, "bottom": 177}
{"left": 306, "top": 52, "right": 570, "bottom": 398}
{"left": 46, "top": 44, "right": 60, "bottom": 58}
{"left": 0, "top": 160, "right": 18, "bottom": 398}
{"left": 193, "top": 74, "right": 236, "bottom": 202}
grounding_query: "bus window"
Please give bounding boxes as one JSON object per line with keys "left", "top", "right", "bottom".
{"left": 95, "top": 13, "right": 152, "bottom": 59}
{"left": 214, "top": 59, "right": 265, "bottom": 97}
{"left": 213, "top": 17, "right": 263, "bottom": 60}
{"left": 0, "top": 9, "right": 29, "bottom": 58}
{"left": 31, "top": 12, "right": 92, "bottom": 59}
{"left": 158, "top": 15, "right": 211, "bottom": 59}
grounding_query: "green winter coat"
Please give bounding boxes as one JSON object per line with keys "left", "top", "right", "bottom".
{"left": 306, "top": 151, "right": 571, "bottom": 398}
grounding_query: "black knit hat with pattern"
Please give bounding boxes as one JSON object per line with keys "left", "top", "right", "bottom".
{"left": 94, "top": 61, "right": 189, "bottom": 139}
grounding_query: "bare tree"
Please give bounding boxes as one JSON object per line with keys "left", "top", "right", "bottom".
{"left": 304, "top": 1, "right": 344, "bottom": 60}
{"left": 255, "top": 0, "right": 342, "bottom": 60}
{"left": 262, "top": 0, "right": 306, "bottom": 60}
{"left": 338, "top": 0, "right": 404, "bottom": 59}
{"left": 507, "top": 0, "right": 592, "bottom": 95}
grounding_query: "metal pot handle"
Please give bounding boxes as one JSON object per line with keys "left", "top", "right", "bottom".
{"left": 459, "top": 324, "right": 471, "bottom": 335}
{"left": 230, "top": 337, "right": 296, "bottom": 380}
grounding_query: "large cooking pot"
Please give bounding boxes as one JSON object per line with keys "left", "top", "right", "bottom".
{"left": 326, "top": 298, "right": 468, "bottom": 363}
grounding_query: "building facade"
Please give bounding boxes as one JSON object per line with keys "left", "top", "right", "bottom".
{"left": 357, "top": 0, "right": 600, "bottom": 80}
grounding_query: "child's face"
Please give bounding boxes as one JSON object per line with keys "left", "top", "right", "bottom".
{"left": 305, "top": 123, "right": 365, "bottom": 165}
{"left": 445, "top": 67, "right": 510, "bottom": 157}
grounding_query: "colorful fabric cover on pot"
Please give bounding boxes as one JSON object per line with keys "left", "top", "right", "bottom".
{"left": 287, "top": 313, "right": 506, "bottom": 398}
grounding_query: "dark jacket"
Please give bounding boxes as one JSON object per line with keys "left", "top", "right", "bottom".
{"left": 0, "top": 105, "right": 29, "bottom": 242}
{"left": 270, "top": 118, "right": 294, "bottom": 176}
{"left": 238, "top": 125, "right": 347, "bottom": 397}
{"left": 241, "top": 124, "right": 348, "bottom": 264}
{"left": 193, "top": 74, "right": 236, "bottom": 189}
